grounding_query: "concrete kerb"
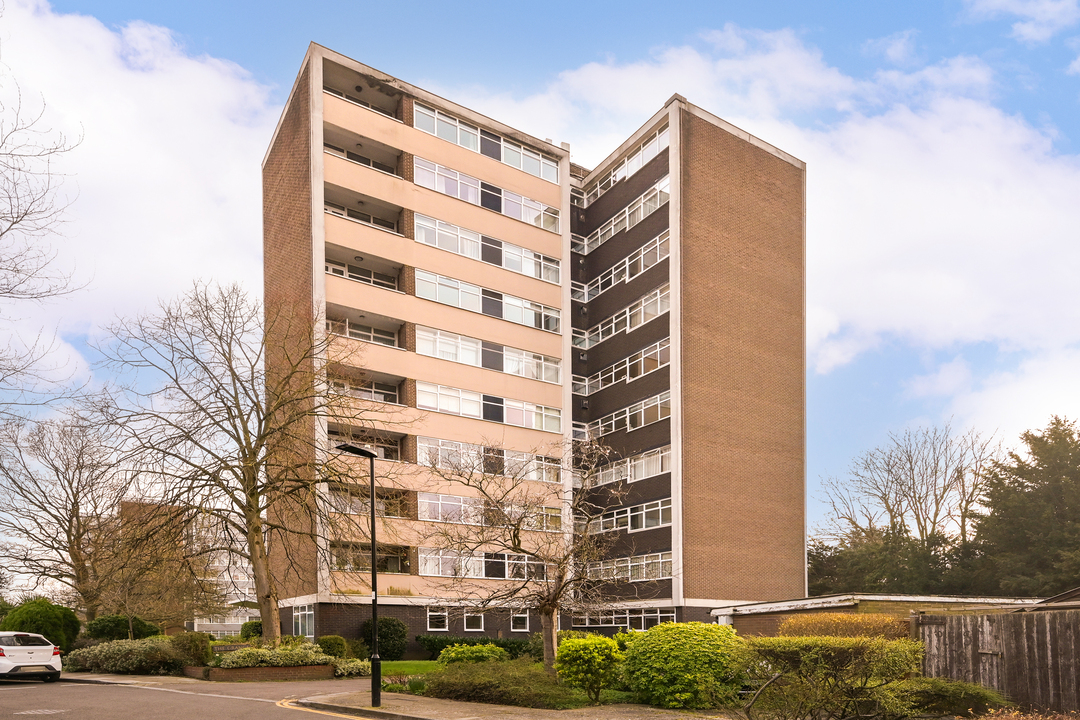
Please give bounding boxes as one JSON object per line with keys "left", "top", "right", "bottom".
{"left": 297, "top": 698, "right": 433, "bottom": 720}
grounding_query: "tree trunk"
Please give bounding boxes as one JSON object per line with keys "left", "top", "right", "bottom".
{"left": 247, "top": 514, "right": 281, "bottom": 646}
{"left": 540, "top": 606, "right": 558, "bottom": 670}
{"left": 127, "top": 614, "right": 134, "bottom": 640}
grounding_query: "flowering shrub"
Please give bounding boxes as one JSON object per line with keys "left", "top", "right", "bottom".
{"left": 63, "top": 637, "right": 185, "bottom": 675}
{"left": 217, "top": 643, "right": 333, "bottom": 668}
{"left": 332, "top": 658, "right": 372, "bottom": 677}
{"left": 438, "top": 643, "right": 509, "bottom": 664}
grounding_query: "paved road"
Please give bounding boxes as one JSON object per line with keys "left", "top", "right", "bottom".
{"left": 0, "top": 678, "right": 374, "bottom": 719}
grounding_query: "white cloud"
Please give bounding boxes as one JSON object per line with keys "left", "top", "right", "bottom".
{"left": 964, "top": 0, "right": 1080, "bottom": 42}
{"left": 0, "top": 0, "right": 279, "bottom": 347}
{"left": 863, "top": 30, "right": 920, "bottom": 65}
{"left": 906, "top": 357, "right": 974, "bottom": 398}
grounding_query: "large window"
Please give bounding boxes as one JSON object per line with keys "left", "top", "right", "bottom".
{"left": 588, "top": 391, "right": 671, "bottom": 437}
{"left": 571, "top": 231, "right": 669, "bottom": 302}
{"left": 415, "top": 157, "right": 559, "bottom": 233}
{"left": 415, "top": 271, "right": 560, "bottom": 333}
{"left": 572, "top": 607, "right": 676, "bottom": 630}
{"left": 325, "top": 259, "right": 397, "bottom": 290}
{"left": 323, "top": 142, "right": 396, "bottom": 175}
{"left": 329, "top": 377, "right": 400, "bottom": 405}
{"left": 326, "top": 429, "right": 400, "bottom": 460}
{"left": 416, "top": 382, "right": 561, "bottom": 433}
{"left": 415, "top": 214, "right": 559, "bottom": 284}
{"left": 427, "top": 606, "right": 449, "bottom": 631}
{"left": 414, "top": 103, "right": 559, "bottom": 183}
{"left": 583, "top": 125, "right": 669, "bottom": 206}
{"left": 573, "top": 284, "right": 669, "bottom": 349}
{"left": 327, "top": 487, "right": 409, "bottom": 518}
{"left": 418, "top": 437, "right": 561, "bottom": 483}
{"left": 330, "top": 543, "right": 411, "bottom": 574}
{"left": 511, "top": 613, "right": 529, "bottom": 632}
{"left": 573, "top": 177, "right": 670, "bottom": 255}
{"left": 586, "top": 498, "right": 672, "bottom": 534}
{"left": 326, "top": 318, "right": 398, "bottom": 347}
{"left": 573, "top": 338, "right": 670, "bottom": 395}
{"left": 292, "top": 604, "right": 314, "bottom": 638}
{"left": 419, "top": 548, "right": 547, "bottom": 580}
{"left": 418, "top": 492, "right": 484, "bottom": 524}
{"left": 589, "top": 552, "right": 672, "bottom": 582}
{"left": 416, "top": 326, "right": 560, "bottom": 384}
{"left": 324, "top": 201, "right": 398, "bottom": 233}
{"left": 593, "top": 446, "right": 672, "bottom": 487}
{"left": 464, "top": 613, "right": 484, "bottom": 632}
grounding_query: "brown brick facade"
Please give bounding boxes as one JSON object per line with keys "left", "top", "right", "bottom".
{"left": 679, "top": 108, "right": 806, "bottom": 603}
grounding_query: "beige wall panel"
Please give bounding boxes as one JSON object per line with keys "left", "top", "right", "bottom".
{"left": 324, "top": 215, "right": 562, "bottom": 306}
{"left": 324, "top": 155, "right": 562, "bottom": 258}
{"left": 331, "top": 340, "right": 563, "bottom": 406}
{"left": 324, "top": 93, "right": 560, "bottom": 205}
{"left": 325, "top": 275, "right": 563, "bottom": 356}
{"left": 679, "top": 109, "right": 805, "bottom": 604}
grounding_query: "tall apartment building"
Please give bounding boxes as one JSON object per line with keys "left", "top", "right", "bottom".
{"left": 263, "top": 43, "right": 805, "bottom": 647}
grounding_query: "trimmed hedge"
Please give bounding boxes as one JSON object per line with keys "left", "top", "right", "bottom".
{"left": 240, "top": 620, "right": 262, "bottom": 640}
{"left": 170, "top": 632, "right": 212, "bottom": 667}
{"left": 555, "top": 636, "right": 623, "bottom": 704}
{"left": 333, "top": 657, "right": 372, "bottom": 677}
{"left": 217, "top": 643, "right": 334, "bottom": 668}
{"left": 425, "top": 657, "right": 585, "bottom": 709}
{"left": 0, "top": 599, "right": 81, "bottom": 653}
{"left": 64, "top": 637, "right": 185, "bottom": 674}
{"left": 416, "top": 633, "right": 530, "bottom": 660}
{"left": 776, "top": 612, "right": 910, "bottom": 639}
{"left": 624, "top": 622, "right": 743, "bottom": 709}
{"left": 362, "top": 617, "right": 408, "bottom": 661}
{"left": 438, "top": 643, "right": 509, "bottom": 664}
{"left": 740, "top": 636, "right": 924, "bottom": 720}
{"left": 85, "top": 614, "right": 159, "bottom": 641}
{"left": 316, "top": 635, "right": 348, "bottom": 658}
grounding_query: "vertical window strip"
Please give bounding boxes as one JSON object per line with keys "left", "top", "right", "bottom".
{"left": 414, "top": 270, "right": 560, "bottom": 333}
{"left": 573, "top": 284, "right": 670, "bottom": 350}
{"left": 413, "top": 102, "right": 559, "bottom": 183}
{"left": 572, "top": 338, "right": 670, "bottom": 395}
{"left": 571, "top": 231, "right": 669, "bottom": 302}
{"left": 414, "top": 214, "right": 560, "bottom": 284}
{"left": 583, "top": 125, "right": 669, "bottom": 206}
{"left": 574, "top": 177, "right": 669, "bottom": 255}
{"left": 414, "top": 157, "right": 560, "bottom": 233}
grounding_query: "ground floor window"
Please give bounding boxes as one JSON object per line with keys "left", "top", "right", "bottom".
{"left": 427, "top": 606, "right": 449, "bottom": 631}
{"left": 572, "top": 607, "right": 676, "bottom": 630}
{"left": 464, "top": 612, "right": 484, "bottom": 631}
{"left": 511, "top": 612, "right": 529, "bottom": 632}
{"left": 292, "top": 604, "right": 315, "bottom": 638}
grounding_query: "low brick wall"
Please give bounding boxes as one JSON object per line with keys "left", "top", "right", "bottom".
{"left": 183, "top": 664, "right": 334, "bottom": 682}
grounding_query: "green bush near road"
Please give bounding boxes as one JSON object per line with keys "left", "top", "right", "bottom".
{"left": 555, "top": 636, "right": 623, "bottom": 704}
{"left": 63, "top": 637, "right": 185, "bottom": 674}
{"left": 624, "top": 622, "right": 743, "bottom": 709}
{"left": 437, "top": 643, "right": 509, "bottom": 664}
{"left": 239, "top": 620, "right": 261, "bottom": 640}
{"left": 217, "top": 642, "right": 334, "bottom": 668}
{"left": 0, "top": 598, "right": 81, "bottom": 653}
{"left": 361, "top": 617, "right": 408, "bottom": 661}
{"left": 169, "top": 632, "right": 212, "bottom": 666}
{"left": 85, "top": 614, "right": 159, "bottom": 641}
{"left": 332, "top": 658, "right": 372, "bottom": 677}
{"left": 316, "top": 634, "right": 348, "bottom": 658}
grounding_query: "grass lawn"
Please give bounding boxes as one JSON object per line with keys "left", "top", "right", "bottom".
{"left": 380, "top": 660, "right": 439, "bottom": 675}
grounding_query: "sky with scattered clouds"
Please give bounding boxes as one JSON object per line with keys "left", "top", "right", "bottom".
{"left": 2, "top": 0, "right": 1079, "bottom": 527}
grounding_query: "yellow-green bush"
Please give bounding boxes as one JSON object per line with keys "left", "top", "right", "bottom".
{"left": 555, "top": 636, "right": 623, "bottom": 704}
{"left": 776, "top": 612, "right": 909, "bottom": 639}
{"left": 623, "top": 622, "right": 743, "bottom": 709}
{"left": 740, "top": 636, "right": 923, "bottom": 720}
{"left": 438, "top": 643, "right": 509, "bottom": 664}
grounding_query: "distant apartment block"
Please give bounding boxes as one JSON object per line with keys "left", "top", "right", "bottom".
{"left": 263, "top": 43, "right": 806, "bottom": 647}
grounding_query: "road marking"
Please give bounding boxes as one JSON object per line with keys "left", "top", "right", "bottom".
{"left": 276, "top": 699, "right": 367, "bottom": 718}
{"left": 114, "top": 684, "right": 277, "bottom": 703}
{"left": 13, "top": 711, "right": 67, "bottom": 715}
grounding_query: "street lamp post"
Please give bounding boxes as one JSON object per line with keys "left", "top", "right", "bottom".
{"left": 335, "top": 443, "right": 381, "bottom": 707}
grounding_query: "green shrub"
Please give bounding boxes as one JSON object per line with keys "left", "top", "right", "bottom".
{"left": 217, "top": 642, "right": 333, "bottom": 668}
{"left": 332, "top": 657, "right": 372, "bottom": 677}
{"left": 740, "top": 636, "right": 924, "bottom": 720}
{"left": 63, "top": 637, "right": 185, "bottom": 674}
{"left": 316, "top": 635, "right": 348, "bottom": 658}
{"left": 897, "top": 676, "right": 1012, "bottom": 716}
{"left": 347, "top": 638, "right": 369, "bottom": 659}
{"left": 438, "top": 643, "right": 509, "bottom": 664}
{"left": 624, "top": 622, "right": 743, "bottom": 709}
{"left": 555, "top": 636, "right": 623, "bottom": 704}
{"left": 169, "top": 632, "right": 212, "bottom": 666}
{"left": 524, "top": 629, "right": 594, "bottom": 660}
{"left": 85, "top": 614, "right": 159, "bottom": 641}
{"left": 777, "top": 613, "right": 910, "bottom": 639}
{"left": 361, "top": 617, "right": 408, "bottom": 661}
{"left": 240, "top": 620, "right": 262, "bottom": 640}
{"left": 611, "top": 630, "right": 639, "bottom": 652}
{"left": 425, "top": 657, "right": 587, "bottom": 709}
{"left": 0, "top": 599, "right": 81, "bottom": 653}
{"left": 416, "top": 633, "right": 529, "bottom": 660}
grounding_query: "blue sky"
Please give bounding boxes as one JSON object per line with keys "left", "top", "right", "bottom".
{"left": 4, "top": 0, "right": 1080, "bottom": 530}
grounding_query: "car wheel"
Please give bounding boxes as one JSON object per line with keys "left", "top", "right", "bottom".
{"left": 43, "top": 674, "right": 60, "bottom": 683}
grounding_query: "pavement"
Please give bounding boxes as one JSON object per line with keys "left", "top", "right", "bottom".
{"left": 60, "top": 672, "right": 734, "bottom": 719}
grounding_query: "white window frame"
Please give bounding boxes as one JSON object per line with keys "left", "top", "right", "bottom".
{"left": 464, "top": 612, "right": 484, "bottom": 632}
{"left": 571, "top": 231, "right": 669, "bottom": 302}
{"left": 574, "top": 176, "right": 670, "bottom": 255}
{"left": 427, "top": 606, "right": 449, "bottom": 632}
{"left": 511, "top": 612, "right": 530, "bottom": 632}
{"left": 583, "top": 124, "right": 669, "bottom": 206}
{"left": 292, "top": 604, "right": 314, "bottom": 638}
{"left": 415, "top": 270, "right": 560, "bottom": 333}
{"left": 573, "top": 285, "right": 670, "bottom": 350}
{"left": 415, "top": 214, "right": 559, "bottom": 284}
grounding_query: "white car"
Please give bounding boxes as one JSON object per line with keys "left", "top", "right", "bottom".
{"left": 0, "top": 632, "right": 62, "bottom": 682}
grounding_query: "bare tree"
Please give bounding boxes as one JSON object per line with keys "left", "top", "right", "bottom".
{"left": 416, "top": 437, "right": 624, "bottom": 669}
{"left": 0, "top": 413, "right": 130, "bottom": 620}
{"left": 94, "top": 282, "right": 384, "bottom": 645}
{"left": 0, "top": 82, "right": 80, "bottom": 414}
{"left": 820, "top": 422, "right": 1000, "bottom": 548}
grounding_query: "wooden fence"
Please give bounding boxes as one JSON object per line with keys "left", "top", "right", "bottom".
{"left": 918, "top": 609, "right": 1080, "bottom": 711}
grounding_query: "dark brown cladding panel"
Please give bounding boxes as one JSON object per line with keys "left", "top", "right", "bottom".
{"left": 578, "top": 150, "right": 669, "bottom": 238}
{"left": 573, "top": 312, "right": 669, "bottom": 377}
{"left": 608, "top": 526, "right": 672, "bottom": 556}
{"left": 263, "top": 63, "right": 318, "bottom": 600}
{"left": 577, "top": 365, "right": 670, "bottom": 421}
{"left": 577, "top": 258, "right": 669, "bottom": 327}
{"left": 599, "top": 579, "right": 672, "bottom": 601}
{"left": 679, "top": 109, "right": 805, "bottom": 603}
{"left": 594, "top": 417, "right": 671, "bottom": 462}
{"left": 572, "top": 205, "right": 670, "bottom": 285}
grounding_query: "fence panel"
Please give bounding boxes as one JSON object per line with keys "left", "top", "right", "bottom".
{"left": 919, "top": 609, "right": 1080, "bottom": 712}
